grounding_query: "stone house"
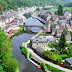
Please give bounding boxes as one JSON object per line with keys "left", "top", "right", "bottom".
{"left": 52, "top": 14, "right": 58, "bottom": 21}
{"left": 30, "top": 36, "right": 56, "bottom": 50}
{"left": 12, "top": 18, "right": 24, "bottom": 26}
{"left": 64, "top": 11, "right": 71, "bottom": 19}
{"left": 64, "top": 31, "right": 71, "bottom": 42}
{"left": 55, "top": 28, "right": 63, "bottom": 38}
{"left": 58, "top": 20, "right": 67, "bottom": 28}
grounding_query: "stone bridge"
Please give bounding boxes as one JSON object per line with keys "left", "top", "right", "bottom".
{"left": 24, "top": 25, "right": 44, "bottom": 30}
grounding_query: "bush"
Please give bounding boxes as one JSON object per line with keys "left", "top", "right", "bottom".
{"left": 29, "top": 53, "right": 32, "bottom": 59}
{"left": 14, "top": 31, "right": 16, "bottom": 34}
{"left": 43, "top": 50, "right": 55, "bottom": 60}
{"left": 0, "top": 65, "right": 3, "bottom": 71}
{"left": 45, "top": 64, "right": 64, "bottom": 72}
{"left": 18, "top": 26, "right": 24, "bottom": 31}
{"left": 48, "top": 42, "right": 57, "bottom": 48}
{"left": 40, "top": 63, "right": 46, "bottom": 70}
{"left": 46, "top": 11, "right": 52, "bottom": 15}
{"left": 36, "top": 8, "right": 40, "bottom": 11}
{"left": 21, "top": 46, "right": 28, "bottom": 58}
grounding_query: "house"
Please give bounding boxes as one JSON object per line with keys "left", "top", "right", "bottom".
{"left": 64, "top": 30, "right": 71, "bottom": 42}
{"left": 55, "top": 28, "right": 63, "bottom": 38}
{"left": 52, "top": 14, "right": 58, "bottom": 21}
{"left": 45, "top": 21, "right": 51, "bottom": 32}
{"left": 63, "top": 57, "right": 72, "bottom": 68}
{"left": 58, "top": 20, "right": 67, "bottom": 28}
{"left": 30, "top": 36, "right": 56, "bottom": 50}
{"left": 12, "top": 18, "right": 19, "bottom": 26}
{"left": 30, "top": 37, "right": 49, "bottom": 50}
{"left": 64, "top": 11, "right": 71, "bottom": 18}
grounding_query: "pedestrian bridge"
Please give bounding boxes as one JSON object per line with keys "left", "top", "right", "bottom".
{"left": 24, "top": 25, "right": 44, "bottom": 30}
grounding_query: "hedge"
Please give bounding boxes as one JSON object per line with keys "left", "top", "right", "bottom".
{"left": 29, "top": 53, "right": 32, "bottom": 59}
{"left": 18, "top": 26, "right": 24, "bottom": 31}
{"left": 40, "top": 63, "right": 46, "bottom": 70}
{"left": 21, "top": 46, "right": 28, "bottom": 58}
{"left": 45, "top": 64, "right": 64, "bottom": 72}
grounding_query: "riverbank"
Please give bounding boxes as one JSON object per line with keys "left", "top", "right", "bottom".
{"left": 21, "top": 30, "right": 72, "bottom": 72}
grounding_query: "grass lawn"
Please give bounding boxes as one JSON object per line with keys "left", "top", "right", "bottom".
{"left": 54, "top": 54, "right": 69, "bottom": 61}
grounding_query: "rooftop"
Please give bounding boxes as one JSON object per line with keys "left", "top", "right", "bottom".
{"left": 65, "top": 57, "right": 72, "bottom": 65}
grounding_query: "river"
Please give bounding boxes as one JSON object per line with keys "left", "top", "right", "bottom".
{"left": 11, "top": 14, "right": 44, "bottom": 72}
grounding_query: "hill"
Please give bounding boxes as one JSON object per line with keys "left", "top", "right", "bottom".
{"left": 0, "top": 0, "right": 71, "bottom": 11}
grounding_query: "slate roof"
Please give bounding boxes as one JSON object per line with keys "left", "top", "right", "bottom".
{"left": 56, "top": 29, "right": 63, "bottom": 33}
{"left": 31, "top": 37, "right": 49, "bottom": 43}
{"left": 65, "top": 57, "right": 72, "bottom": 65}
{"left": 39, "top": 36, "right": 56, "bottom": 42}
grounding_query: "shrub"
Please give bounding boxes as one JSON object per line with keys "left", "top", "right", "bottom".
{"left": 46, "top": 11, "right": 52, "bottom": 15}
{"left": 43, "top": 50, "right": 55, "bottom": 60}
{"left": 18, "top": 26, "right": 24, "bottom": 31}
{"left": 40, "top": 63, "right": 46, "bottom": 70}
{"left": 48, "top": 42, "right": 57, "bottom": 48}
{"left": 21, "top": 47, "right": 28, "bottom": 58}
{"left": 45, "top": 64, "right": 64, "bottom": 72}
{"left": 29, "top": 53, "right": 32, "bottom": 59}
{"left": 0, "top": 65, "right": 3, "bottom": 71}
{"left": 14, "top": 31, "right": 16, "bottom": 34}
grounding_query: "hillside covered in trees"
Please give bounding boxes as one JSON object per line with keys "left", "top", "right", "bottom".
{"left": 0, "top": 0, "right": 71, "bottom": 11}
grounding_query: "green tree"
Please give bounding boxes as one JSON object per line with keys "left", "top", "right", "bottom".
{"left": 43, "top": 50, "right": 55, "bottom": 59}
{"left": 2, "top": 53, "right": 19, "bottom": 72}
{"left": 67, "top": 47, "right": 72, "bottom": 57}
{"left": 58, "top": 32, "right": 67, "bottom": 54}
{"left": 46, "top": 11, "right": 52, "bottom": 15}
{"left": 36, "top": 8, "right": 40, "bottom": 11}
{"left": 58, "top": 5, "right": 63, "bottom": 16}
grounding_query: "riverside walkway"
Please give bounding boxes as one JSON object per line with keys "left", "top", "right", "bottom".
{"left": 22, "top": 30, "right": 72, "bottom": 72}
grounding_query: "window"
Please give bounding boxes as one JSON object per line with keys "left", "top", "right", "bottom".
{"left": 43, "top": 46, "right": 45, "bottom": 48}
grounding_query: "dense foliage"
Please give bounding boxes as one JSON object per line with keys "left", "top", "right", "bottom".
{"left": 43, "top": 50, "right": 55, "bottom": 60}
{"left": 58, "top": 5, "right": 63, "bottom": 16}
{"left": 0, "top": 28, "right": 19, "bottom": 72}
{"left": 0, "top": 0, "right": 71, "bottom": 11}
{"left": 67, "top": 46, "right": 72, "bottom": 57}
{"left": 21, "top": 46, "right": 28, "bottom": 58}
{"left": 48, "top": 42, "right": 57, "bottom": 48}
{"left": 45, "top": 64, "right": 64, "bottom": 72}
{"left": 58, "top": 32, "right": 67, "bottom": 54}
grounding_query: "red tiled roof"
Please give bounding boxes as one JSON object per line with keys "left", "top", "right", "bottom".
{"left": 66, "top": 27, "right": 71, "bottom": 29}
{"left": 45, "top": 30, "right": 51, "bottom": 32}
{"left": 59, "top": 26, "right": 62, "bottom": 28}
{"left": 52, "top": 14, "right": 58, "bottom": 18}
{"left": 55, "top": 35, "right": 61, "bottom": 38}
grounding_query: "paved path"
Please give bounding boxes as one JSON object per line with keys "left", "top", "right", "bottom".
{"left": 22, "top": 30, "right": 72, "bottom": 72}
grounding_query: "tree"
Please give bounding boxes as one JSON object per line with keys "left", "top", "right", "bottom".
{"left": 58, "top": 32, "right": 67, "bottom": 54}
{"left": 48, "top": 42, "right": 57, "bottom": 48}
{"left": 58, "top": 5, "right": 63, "bottom": 16}
{"left": 46, "top": 11, "right": 52, "bottom": 15}
{"left": 2, "top": 53, "right": 19, "bottom": 72}
{"left": 36, "top": 8, "right": 40, "bottom": 11}
{"left": 43, "top": 50, "right": 55, "bottom": 59}
{"left": 67, "top": 47, "right": 72, "bottom": 57}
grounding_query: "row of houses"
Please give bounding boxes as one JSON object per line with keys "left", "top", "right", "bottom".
{"left": 17, "top": 6, "right": 37, "bottom": 12}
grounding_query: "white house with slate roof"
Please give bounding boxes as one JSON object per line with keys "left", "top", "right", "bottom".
{"left": 30, "top": 36, "right": 56, "bottom": 50}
